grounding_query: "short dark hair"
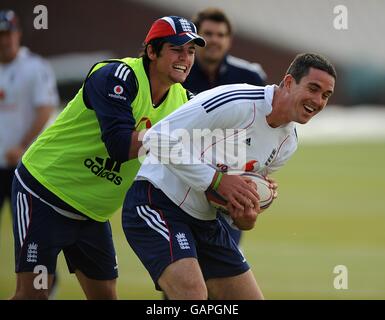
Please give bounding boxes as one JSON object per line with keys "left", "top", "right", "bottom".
{"left": 192, "top": 8, "right": 232, "bottom": 35}
{"left": 139, "top": 38, "right": 166, "bottom": 63}
{"left": 286, "top": 53, "right": 337, "bottom": 83}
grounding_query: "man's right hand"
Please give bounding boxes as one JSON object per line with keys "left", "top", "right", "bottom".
{"left": 215, "top": 173, "right": 260, "bottom": 211}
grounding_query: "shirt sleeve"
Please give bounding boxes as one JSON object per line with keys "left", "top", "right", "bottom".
{"left": 83, "top": 62, "right": 138, "bottom": 162}
{"left": 31, "top": 58, "right": 60, "bottom": 108}
{"left": 143, "top": 97, "right": 255, "bottom": 191}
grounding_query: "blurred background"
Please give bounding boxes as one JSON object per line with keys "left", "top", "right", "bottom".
{"left": 1, "top": 0, "right": 384, "bottom": 299}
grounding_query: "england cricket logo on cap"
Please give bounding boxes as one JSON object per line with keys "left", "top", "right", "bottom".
{"left": 144, "top": 15, "right": 206, "bottom": 47}
{"left": 178, "top": 18, "right": 193, "bottom": 32}
{"left": 114, "top": 85, "right": 123, "bottom": 95}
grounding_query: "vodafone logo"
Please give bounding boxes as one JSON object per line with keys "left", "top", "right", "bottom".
{"left": 108, "top": 85, "right": 127, "bottom": 101}
{"left": 113, "top": 85, "right": 123, "bottom": 95}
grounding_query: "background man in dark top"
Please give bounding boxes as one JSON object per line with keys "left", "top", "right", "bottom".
{"left": 183, "top": 7, "right": 266, "bottom": 95}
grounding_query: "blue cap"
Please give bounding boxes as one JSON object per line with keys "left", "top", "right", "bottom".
{"left": 0, "top": 10, "right": 20, "bottom": 31}
{"left": 144, "top": 16, "right": 206, "bottom": 47}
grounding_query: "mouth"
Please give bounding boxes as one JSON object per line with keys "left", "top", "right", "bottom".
{"left": 206, "top": 44, "right": 221, "bottom": 50}
{"left": 173, "top": 64, "right": 187, "bottom": 73}
{"left": 303, "top": 104, "right": 316, "bottom": 114}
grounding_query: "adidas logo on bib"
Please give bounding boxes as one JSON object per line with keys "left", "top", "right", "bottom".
{"left": 84, "top": 156, "right": 123, "bottom": 185}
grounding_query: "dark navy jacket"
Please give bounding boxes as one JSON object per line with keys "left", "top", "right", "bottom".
{"left": 184, "top": 54, "right": 266, "bottom": 94}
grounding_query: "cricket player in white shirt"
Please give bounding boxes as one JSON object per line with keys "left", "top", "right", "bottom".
{"left": 0, "top": 9, "right": 59, "bottom": 214}
{"left": 122, "top": 53, "right": 336, "bottom": 299}
{"left": 0, "top": 10, "right": 59, "bottom": 297}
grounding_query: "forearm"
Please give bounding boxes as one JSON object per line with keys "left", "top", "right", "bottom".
{"left": 128, "top": 130, "right": 146, "bottom": 160}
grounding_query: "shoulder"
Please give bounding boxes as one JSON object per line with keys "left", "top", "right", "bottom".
{"left": 88, "top": 60, "right": 138, "bottom": 89}
{"left": 205, "top": 83, "right": 266, "bottom": 101}
{"left": 201, "top": 84, "right": 266, "bottom": 116}
{"left": 225, "top": 55, "right": 267, "bottom": 80}
{"left": 84, "top": 60, "right": 139, "bottom": 104}
{"left": 17, "top": 47, "right": 54, "bottom": 75}
{"left": 93, "top": 61, "right": 135, "bottom": 80}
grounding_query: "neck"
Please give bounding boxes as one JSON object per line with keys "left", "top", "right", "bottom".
{"left": 148, "top": 62, "right": 171, "bottom": 105}
{"left": 196, "top": 56, "right": 221, "bottom": 82}
{"left": 0, "top": 52, "right": 18, "bottom": 64}
{"left": 266, "top": 86, "right": 290, "bottom": 128}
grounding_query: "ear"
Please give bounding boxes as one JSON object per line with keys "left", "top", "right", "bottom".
{"left": 283, "top": 74, "right": 294, "bottom": 90}
{"left": 146, "top": 44, "right": 157, "bottom": 61}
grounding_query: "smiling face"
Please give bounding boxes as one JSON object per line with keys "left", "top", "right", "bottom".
{"left": 285, "top": 67, "right": 335, "bottom": 124}
{"left": 196, "top": 20, "right": 231, "bottom": 64}
{"left": 150, "top": 42, "right": 196, "bottom": 85}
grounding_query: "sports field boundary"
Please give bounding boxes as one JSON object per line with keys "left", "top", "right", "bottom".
{"left": 296, "top": 106, "right": 385, "bottom": 144}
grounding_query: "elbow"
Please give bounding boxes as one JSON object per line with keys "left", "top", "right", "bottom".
{"left": 105, "top": 147, "right": 128, "bottom": 163}
{"left": 102, "top": 129, "right": 134, "bottom": 163}
{"left": 128, "top": 131, "right": 144, "bottom": 160}
{"left": 104, "top": 138, "right": 130, "bottom": 163}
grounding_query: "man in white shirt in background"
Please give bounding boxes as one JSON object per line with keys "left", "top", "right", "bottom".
{"left": 0, "top": 10, "right": 59, "bottom": 297}
{"left": 0, "top": 9, "right": 59, "bottom": 215}
{"left": 122, "top": 53, "right": 336, "bottom": 299}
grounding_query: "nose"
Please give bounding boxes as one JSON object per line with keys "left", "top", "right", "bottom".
{"left": 207, "top": 35, "right": 221, "bottom": 46}
{"left": 179, "top": 50, "right": 188, "bottom": 60}
{"left": 312, "top": 93, "right": 324, "bottom": 108}
{"left": 178, "top": 48, "right": 192, "bottom": 62}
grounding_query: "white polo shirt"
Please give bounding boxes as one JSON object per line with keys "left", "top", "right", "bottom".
{"left": 138, "top": 84, "right": 298, "bottom": 220}
{"left": 0, "top": 47, "right": 59, "bottom": 168}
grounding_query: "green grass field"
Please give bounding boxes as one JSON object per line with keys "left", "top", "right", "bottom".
{"left": 1, "top": 142, "right": 385, "bottom": 299}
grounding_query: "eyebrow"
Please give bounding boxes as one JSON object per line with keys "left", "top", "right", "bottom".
{"left": 202, "top": 30, "right": 228, "bottom": 36}
{"left": 308, "top": 82, "right": 334, "bottom": 95}
{"left": 168, "top": 43, "right": 196, "bottom": 49}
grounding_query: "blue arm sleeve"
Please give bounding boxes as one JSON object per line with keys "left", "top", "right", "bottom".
{"left": 83, "top": 62, "right": 138, "bottom": 162}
